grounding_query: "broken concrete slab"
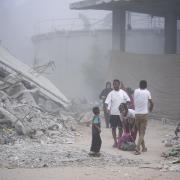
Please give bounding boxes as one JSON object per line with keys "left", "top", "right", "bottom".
{"left": 0, "top": 45, "right": 70, "bottom": 108}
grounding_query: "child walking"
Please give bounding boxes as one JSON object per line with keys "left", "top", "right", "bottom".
{"left": 89, "top": 106, "right": 102, "bottom": 156}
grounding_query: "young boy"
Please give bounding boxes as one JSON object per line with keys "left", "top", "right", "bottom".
{"left": 89, "top": 106, "right": 102, "bottom": 156}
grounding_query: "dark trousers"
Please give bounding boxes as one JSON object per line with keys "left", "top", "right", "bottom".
{"left": 90, "top": 131, "right": 102, "bottom": 153}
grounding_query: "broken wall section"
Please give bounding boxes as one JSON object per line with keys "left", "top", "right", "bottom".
{"left": 108, "top": 52, "right": 180, "bottom": 121}
{"left": 0, "top": 46, "right": 78, "bottom": 145}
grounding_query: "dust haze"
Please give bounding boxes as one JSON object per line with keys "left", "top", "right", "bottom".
{"left": 0, "top": 0, "right": 109, "bottom": 101}
{"left": 0, "top": 0, "right": 180, "bottom": 102}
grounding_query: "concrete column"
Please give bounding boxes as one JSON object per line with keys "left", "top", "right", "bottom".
{"left": 112, "top": 9, "right": 126, "bottom": 51}
{"left": 164, "top": 13, "right": 177, "bottom": 54}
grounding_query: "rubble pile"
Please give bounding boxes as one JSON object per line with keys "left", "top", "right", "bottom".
{"left": 0, "top": 66, "right": 77, "bottom": 146}
{"left": 0, "top": 73, "right": 140, "bottom": 168}
{"left": 0, "top": 144, "right": 141, "bottom": 168}
{"left": 161, "top": 135, "right": 180, "bottom": 172}
{"left": 69, "top": 98, "right": 93, "bottom": 124}
{"left": 0, "top": 47, "right": 142, "bottom": 170}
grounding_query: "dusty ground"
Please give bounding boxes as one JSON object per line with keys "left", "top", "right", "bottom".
{"left": 0, "top": 119, "right": 180, "bottom": 180}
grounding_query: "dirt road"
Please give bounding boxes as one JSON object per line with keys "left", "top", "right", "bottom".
{"left": 0, "top": 119, "right": 179, "bottom": 180}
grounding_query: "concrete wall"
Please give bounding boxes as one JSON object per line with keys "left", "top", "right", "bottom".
{"left": 32, "top": 29, "right": 180, "bottom": 99}
{"left": 127, "top": 30, "right": 180, "bottom": 54}
{"left": 109, "top": 52, "right": 180, "bottom": 121}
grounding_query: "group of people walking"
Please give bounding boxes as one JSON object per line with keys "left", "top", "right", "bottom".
{"left": 89, "top": 79, "right": 154, "bottom": 156}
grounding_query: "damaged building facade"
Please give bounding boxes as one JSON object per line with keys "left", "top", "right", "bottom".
{"left": 32, "top": 1, "right": 180, "bottom": 100}
{"left": 69, "top": 0, "right": 180, "bottom": 121}
{"left": 70, "top": 0, "right": 180, "bottom": 54}
{"left": 0, "top": 45, "right": 77, "bottom": 146}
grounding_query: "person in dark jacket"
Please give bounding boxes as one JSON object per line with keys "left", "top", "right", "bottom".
{"left": 99, "top": 81, "right": 112, "bottom": 128}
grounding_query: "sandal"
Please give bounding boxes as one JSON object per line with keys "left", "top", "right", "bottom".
{"left": 94, "top": 152, "right": 101, "bottom": 157}
{"left": 134, "top": 148, "right": 141, "bottom": 155}
{"left": 112, "top": 143, "right": 117, "bottom": 148}
{"left": 88, "top": 151, "right": 95, "bottom": 156}
{"left": 134, "top": 150, "right": 141, "bottom": 155}
{"left": 142, "top": 147, "right": 147, "bottom": 152}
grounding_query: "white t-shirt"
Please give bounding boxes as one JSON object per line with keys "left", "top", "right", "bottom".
{"left": 105, "top": 89, "right": 130, "bottom": 115}
{"left": 127, "top": 109, "right": 135, "bottom": 119}
{"left": 134, "top": 88, "right": 152, "bottom": 114}
{"left": 120, "top": 109, "right": 135, "bottom": 121}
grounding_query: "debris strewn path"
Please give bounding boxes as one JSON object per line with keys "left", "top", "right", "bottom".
{"left": 0, "top": 119, "right": 180, "bottom": 180}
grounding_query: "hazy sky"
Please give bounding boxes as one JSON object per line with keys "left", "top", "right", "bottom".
{"left": 0, "top": 0, "right": 108, "bottom": 36}
{"left": 0, "top": 0, "right": 108, "bottom": 63}
{"left": 0, "top": 0, "right": 179, "bottom": 64}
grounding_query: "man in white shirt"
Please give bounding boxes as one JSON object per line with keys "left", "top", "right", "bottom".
{"left": 105, "top": 79, "right": 130, "bottom": 147}
{"left": 134, "top": 80, "right": 154, "bottom": 155}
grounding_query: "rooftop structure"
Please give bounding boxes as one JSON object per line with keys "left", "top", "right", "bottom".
{"left": 70, "top": 0, "right": 180, "bottom": 54}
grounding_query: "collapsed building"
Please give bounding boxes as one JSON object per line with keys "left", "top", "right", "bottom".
{"left": 0, "top": 45, "right": 77, "bottom": 145}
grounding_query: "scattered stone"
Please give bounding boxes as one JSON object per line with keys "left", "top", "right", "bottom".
{"left": 161, "top": 134, "right": 180, "bottom": 172}
{"left": 48, "top": 124, "right": 59, "bottom": 131}
{"left": 0, "top": 144, "right": 141, "bottom": 169}
{"left": 169, "top": 165, "right": 180, "bottom": 172}
{"left": 165, "top": 141, "right": 173, "bottom": 147}
{"left": 70, "top": 125, "right": 76, "bottom": 131}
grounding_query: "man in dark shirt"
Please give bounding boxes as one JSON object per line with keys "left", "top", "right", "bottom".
{"left": 99, "top": 81, "right": 112, "bottom": 128}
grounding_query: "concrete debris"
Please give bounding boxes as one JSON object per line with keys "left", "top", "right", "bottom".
{"left": 175, "top": 122, "right": 180, "bottom": 136}
{"left": 0, "top": 79, "right": 140, "bottom": 169}
{"left": 0, "top": 60, "right": 78, "bottom": 146}
{"left": 78, "top": 112, "right": 93, "bottom": 126}
{"left": 0, "top": 144, "right": 141, "bottom": 168}
{"left": 164, "top": 140, "right": 173, "bottom": 147}
{"left": 0, "top": 46, "right": 70, "bottom": 107}
{"left": 0, "top": 94, "right": 80, "bottom": 168}
{"left": 169, "top": 165, "right": 180, "bottom": 172}
{"left": 0, "top": 47, "right": 157, "bottom": 170}
{"left": 0, "top": 57, "right": 103, "bottom": 169}
{"left": 161, "top": 135, "right": 180, "bottom": 172}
